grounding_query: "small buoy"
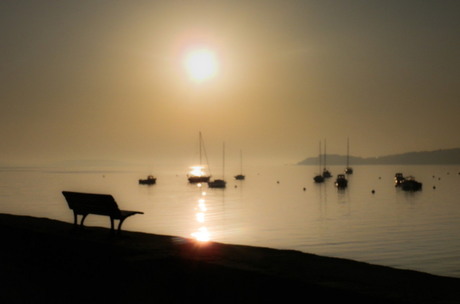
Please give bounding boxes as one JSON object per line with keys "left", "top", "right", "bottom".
{"left": 433, "top": 186, "right": 436, "bottom": 189}
{"left": 303, "top": 187, "right": 306, "bottom": 191}
{"left": 371, "top": 189, "right": 375, "bottom": 194}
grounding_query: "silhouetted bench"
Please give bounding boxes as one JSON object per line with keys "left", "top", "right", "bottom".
{"left": 62, "top": 191, "right": 143, "bottom": 234}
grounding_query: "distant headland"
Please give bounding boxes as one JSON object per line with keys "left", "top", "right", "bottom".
{"left": 298, "top": 148, "right": 460, "bottom": 165}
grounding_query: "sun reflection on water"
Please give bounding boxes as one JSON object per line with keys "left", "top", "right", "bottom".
{"left": 196, "top": 212, "right": 205, "bottom": 223}
{"left": 191, "top": 184, "right": 211, "bottom": 242}
{"left": 191, "top": 227, "right": 210, "bottom": 242}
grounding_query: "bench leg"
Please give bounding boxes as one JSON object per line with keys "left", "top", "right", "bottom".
{"left": 109, "top": 217, "right": 115, "bottom": 234}
{"left": 73, "top": 212, "right": 88, "bottom": 227}
{"left": 117, "top": 217, "right": 127, "bottom": 234}
{"left": 80, "top": 214, "right": 88, "bottom": 227}
{"left": 72, "top": 212, "right": 88, "bottom": 230}
{"left": 73, "top": 212, "right": 78, "bottom": 226}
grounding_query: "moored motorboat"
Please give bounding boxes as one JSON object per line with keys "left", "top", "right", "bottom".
{"left": 139, "top": 175, "right": 156, "bottom": 185}
{"left": 401, "top": 176, "right": 422, "bottom": 191}
{"left": 335, "top": 174, "right": 348, "bottom": 188}
{"left": 314, "top": 174, "right": 325, "bottom": 183}
{"left": 322, "top": 169, "right": 332, "bottom": 178}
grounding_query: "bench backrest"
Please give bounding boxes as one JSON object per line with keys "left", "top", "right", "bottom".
{"left": 62, "top": 191, "right": 121, "bottom": 216}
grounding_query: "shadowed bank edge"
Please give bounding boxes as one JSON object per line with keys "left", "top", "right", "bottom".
{"left": 1, "top": 213, "right": 459, "bottom": 303}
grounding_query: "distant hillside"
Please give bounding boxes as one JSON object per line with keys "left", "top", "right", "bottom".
{"left": 298, "top": 148, "right": 460, "bottom": 165}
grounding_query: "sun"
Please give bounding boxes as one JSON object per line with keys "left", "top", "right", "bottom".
{"left": 184, "top": 48, "right": 218, "bottom": 82}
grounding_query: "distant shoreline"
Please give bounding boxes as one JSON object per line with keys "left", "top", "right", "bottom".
{"left": 298, "top": 148, "right": 460, "bottom": 166}
{"left": 2, "top": 148, "right": 460, "bottom": 169}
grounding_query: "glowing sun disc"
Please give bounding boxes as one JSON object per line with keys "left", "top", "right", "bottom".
{"left": 185, "top": 49, "right": 218, "bottom": 82}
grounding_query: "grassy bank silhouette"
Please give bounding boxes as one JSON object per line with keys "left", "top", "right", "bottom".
{"left": 1, "top": 213, "right": 459, "bottom": 303}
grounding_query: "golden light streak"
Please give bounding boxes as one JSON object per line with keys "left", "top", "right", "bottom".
{"left": 196, "top": 212, "right": 205, "bottom": 223}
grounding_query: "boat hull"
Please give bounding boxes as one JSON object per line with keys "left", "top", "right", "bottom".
{"left": 188, "top": 176, "right": 211, "bottom": 183}
{"left": 345, "top": 167, "right": 353, "bottom": 174}
{"left": 335, "top": 174, "right": 348, "bottom": 188}
{"left": 139, "top": 176, "right": 156, "bottom": 185}
{"left": 322, "top": 170, "right": 332, "bottom": 178}
{"left": 401, "top": 180, "right": 422, "bottom": 191}
{"left": 335, "top": 179, "right": 348, "bottom": 188}
{"left": 313, "top": 175, "right": 324, "bottom": 183}
{"left": 208, "top": 179, "right": 226, "bottom": 188}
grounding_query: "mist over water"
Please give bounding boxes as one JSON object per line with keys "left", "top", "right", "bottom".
{"left": 1, "top": 163, "right": 460, "bottom": 278}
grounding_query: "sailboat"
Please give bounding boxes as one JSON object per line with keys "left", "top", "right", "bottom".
{"left": 313, "top": 141, "right": 325, "bottom": 183}
{"left": 208, "top": 142, "right": 226, "bottom": 188}
{"left": 234, "top": 150, "right": 245, "bottom": 180}
{"left": 322, "top": 140, "right": 332, "bottom": 178}
{"left": 345, "top": 137, "right": 353, "bottom": 174}
{"left": 188, "top": 132, "right": 211, "bottom": 183}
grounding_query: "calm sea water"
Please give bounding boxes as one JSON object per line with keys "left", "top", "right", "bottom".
{"left": 1, "top": 164, "right": 460, "bottom": 278}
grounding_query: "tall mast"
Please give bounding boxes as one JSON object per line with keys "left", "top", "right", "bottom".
{"left": 198, "top": 131, "right": 210, "bottom": 175}
{"left": 222, "top": 142, "right": 225, "bottom": 179}
{"left": 318, "top": 141, "right": 322, "bottom": 173}
{"left": 324, "top": 139, "right": 327, "bottom": 169}
{"left": 240, "top": 149, "right": 243, "bottom": 174}
{"left": 347, "top": 137, "right": 350, "bottom": 167}
{"left": 199, "top": 131, "right": 202, "bottom": 166}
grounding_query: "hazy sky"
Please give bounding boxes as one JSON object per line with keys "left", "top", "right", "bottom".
{"left": 1, "top": 1, "right": 460, "bottom": 166}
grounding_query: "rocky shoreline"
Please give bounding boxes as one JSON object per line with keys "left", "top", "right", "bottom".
{"left": 1, "top": 213, "right": 459, "bottom": 303}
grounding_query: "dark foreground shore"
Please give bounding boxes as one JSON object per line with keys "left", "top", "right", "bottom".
{"left": 1, "top": 214, "right": 459, "bottom": 303}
